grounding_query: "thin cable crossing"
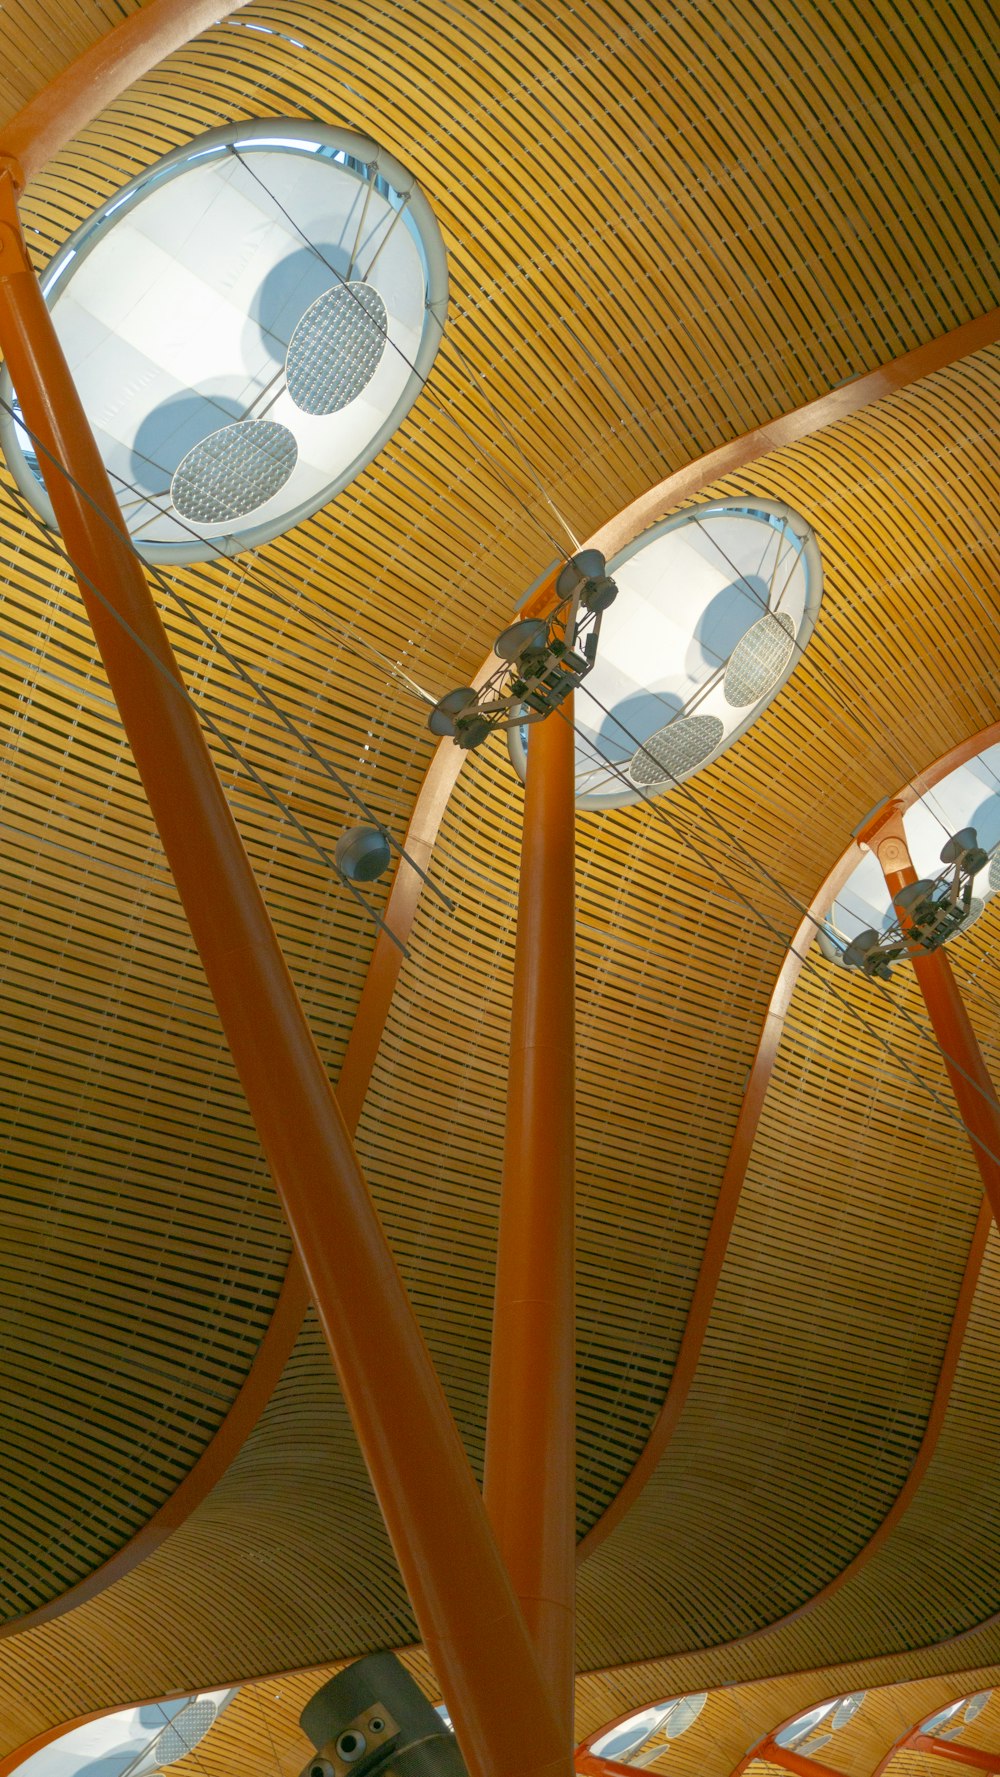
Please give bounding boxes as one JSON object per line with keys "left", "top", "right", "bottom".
{"left": 0, "top": 394, "right": 452, "bottom": 915}
{"left": 565, "top": 685, "right": 1000, "bottom": 1157}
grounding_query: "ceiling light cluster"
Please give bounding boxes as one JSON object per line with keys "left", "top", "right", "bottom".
{"left": 820, "top": 746, "right": 1000, "bottom": 975}
{"left": 427, "top": 549, "right": 619, "bottom": 749}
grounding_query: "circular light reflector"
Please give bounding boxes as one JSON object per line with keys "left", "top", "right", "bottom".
{"left": 724, "top": 610, "right": 796, "bottom": 706}
{"left": 172, "top": 419, "right": 297, "bottom": 524}
{"left": 629, "top": 713, "right": 725, "bottom": 787}
{"left": 286, "top": 281, "right": 387, "bottom": 415}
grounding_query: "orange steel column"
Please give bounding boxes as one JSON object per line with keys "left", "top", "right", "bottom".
{"left": 909, "top": 1736, "right": 1000, "bottom": 1772}
{"left": 484, "top": 697, "right": 576, "bottom": 1738}
{"left": 754, "top": 1745, "right": 846, "bottom": 1777}
{"left": 861, "top": 803, "right": 1000, "bottom": 1225}
{"left": 0, "top": 172, "right": 569, "bottom": 1777}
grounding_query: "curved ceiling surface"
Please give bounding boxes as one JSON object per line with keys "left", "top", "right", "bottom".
{"left": 0, "top": 0, "right": 998, "bottom": 1763}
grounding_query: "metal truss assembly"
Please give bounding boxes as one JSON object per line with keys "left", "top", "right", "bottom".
{"left": 823, "top": 826, "right": 990, "bottom": 980}
{"left": 427, "top": 548, "right": 618, "bottom": 750}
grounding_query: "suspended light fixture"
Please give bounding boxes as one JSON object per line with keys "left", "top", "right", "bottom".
{"left": 335, "top": 826, "right": 393, "bottom": 883}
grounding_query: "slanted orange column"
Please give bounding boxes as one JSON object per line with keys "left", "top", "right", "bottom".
{"left": 0, "top": 169, "right": 569, "bottom": 1777}
{"left": 860, "top": 803, "right": 1000, "bottom": 1224}
{"left": 761, "top": 1748, "right": 846, "bottom": 1777}
{"left": 484, "top": 696, "right": 576, "bottom": 1738}
{"left": 575, "top": 1751, "right": 646, "bottom": 1777}
{"left": 910, "top": 1736, "right": 1000, "bottom": 1772}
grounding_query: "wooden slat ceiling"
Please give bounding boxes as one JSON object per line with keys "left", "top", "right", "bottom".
{"left": 98, "top": 1660, "right": 1000, "bottom": 1777}
{"left": 4, "top": 351, "right": 1000, "bottom": 1746}
{"left": 0, "top": 0, "right": 999, "bottom": 1756}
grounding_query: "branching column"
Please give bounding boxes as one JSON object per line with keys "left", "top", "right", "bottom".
{"left": 0, "top": 166, "right": 570, "bottom": 1777}
{"left": 861, "top": 802, "right": 1000, "bottom": 1222}
{"left": 485, "top": 697, "right": 577, "bottom": 1737}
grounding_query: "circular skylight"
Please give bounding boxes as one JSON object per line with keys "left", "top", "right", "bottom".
{"left": 10, "top": 1692, "right": 235, "bottom": 1777}
{"left": 588, "top": 1694, "right": 707, "bottom": 1764}
{"left": 0, "top": 120, "right": 448, "bottom": 564}
{"left": 921, "top": 1693, "right": 992, "bottom": 1739}
{"left": 507, "top": 498, "right": 821, "bottom": 810}
{"left": 775, "top": 1693, "right": 865, "bottom": 1751}
{"left": 820, "top": 744, "right": 1000, "bottom": 963}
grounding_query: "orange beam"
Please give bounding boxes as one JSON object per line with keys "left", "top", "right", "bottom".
{"left": 580, "top": 727, "right": 1000, "bottom": 1567}
{"left": 0, "top": 594, "right": 489, "bottom": 1645}
{"left": 759, "top": 1744, "right": 846, "bottom": 1777}
{"left": 575, "top": 1752, "right": 643, "bottom": 1777}
{"left": 910, "top": 1735, "right": 1000, "bottom": 1772}
{"left": 0, "top": 0, "right": 250, "bottom": 189}
{"left": 726, "top": 1732, "right": 849, "bottom": 1777}
{"left": 0, "top": 174, "right": 567, "bottom": 1777}
{"left": 484, "top": 695, "right": 576, "bottom": 1736}
{"left": 862, "top": 805, "right": 1000, "bottom": 1227}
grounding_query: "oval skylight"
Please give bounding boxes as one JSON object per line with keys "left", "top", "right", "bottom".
{"left": 775, "top": 1693, "right": 865, "bottom": 1751}
{"left": 507, "top": 498, "right": 821, "bottom": 809}
{"left": 819, "top": 745, "right": 1000, "bottom": 963}
{"left": 588, "top": 1694, "right": 707, "bottom": 1764}
{"left": 921, "top": 1692, "right": 992, "bottom": 1739}
{"left": 0, "top": 120, "right": 448, "bottom": 564}
{"left": 9, "top": 1692, "right": 235, "bottom": 1777}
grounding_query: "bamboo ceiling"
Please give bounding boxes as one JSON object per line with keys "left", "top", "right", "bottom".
{"left": 0, "top": 0, "right": 1000, "bottom": 1764}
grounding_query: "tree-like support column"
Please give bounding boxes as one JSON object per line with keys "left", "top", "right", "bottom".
{"left": 860, "top": 801, "right": 1000, "bottom": 1223}
{"left": 909, "top": 1735, "right": 1000, "bottom": 1772}
{"left": 754, "top": 1746, "right": 845, "bottom": 1777}
{"left": 484, "top": 697, "right": 576, "bottom": 1737}
{"left": 0, "top": 166, "right": 569, "bottom": 1777}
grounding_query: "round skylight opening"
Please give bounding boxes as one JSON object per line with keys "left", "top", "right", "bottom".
{"left": 0, "top": 120, "right": 448, "bottom": 564}
{"left": 9, "top": 1691, "right": 236, "bottom": 1777}
{"left": 775, "top": 1693, "right": 866, "bottom": 1750}
{"left": 507, "top": 498, "right": 821, "bottom": 809}
{"left": 589, "top": 1695, "right": 707, "bottom": 1763}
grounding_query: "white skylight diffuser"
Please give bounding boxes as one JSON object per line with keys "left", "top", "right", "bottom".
{"left": 508, "top": 498, "right": 821, "bottom": 810}
{"left": 0, "top": 121, "right": 448, "bottom": 563}
{"left": 821, "top": 745, "right": 1000, "bottom": 957}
